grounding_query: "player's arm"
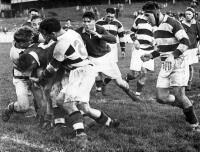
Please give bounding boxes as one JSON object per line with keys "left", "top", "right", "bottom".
{"left": 98, "top": 27, "right": 116, "bottom": 43}
{"left": 118, "top": 27, "right": 126, "bottom": 53}
{"left": 173, "top": 20, "right": 189, "bottom": 59}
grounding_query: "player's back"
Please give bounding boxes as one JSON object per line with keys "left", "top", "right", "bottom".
{"left": 54, "top": 29, "right": 90, "bottom": 69}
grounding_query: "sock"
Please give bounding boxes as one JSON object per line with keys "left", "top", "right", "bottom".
{"left": 69, "top": 111, "right": 84, "bottom": 135}
{"left": 94, "top": 111, "right": 109, "bottom": 125}
{"left": 104, "top": 78, "right": 112, "bottom": 85}
{"left": 183, "top": 106, "right": 198, "bottom": 125}
{"left": 136, "top": 92, "right": 141, "bottom": 96}
{"left": 53, "top": 107, "right": 66, "bottom": 125}
{"left": 8, "top": 102, "right": 15, "bottom": 112}
{"left": 96, "top": 80, "right": 103, "bottom": 88}
{"left": 136, "top": 81, "right": 144, "bottom": 94}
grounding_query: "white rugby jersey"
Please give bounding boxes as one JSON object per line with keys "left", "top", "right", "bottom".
{"left": 10, "top": 45, "right": 25, "bottom": 76}
{"left": 53, "top": 29, "right": 90, "bottom": 69}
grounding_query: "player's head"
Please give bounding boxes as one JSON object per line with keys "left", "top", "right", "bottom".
{"left": 17, "top": 53, "right": 39, "bottom": 72}
{"left": 39, "top": 18, "right": 61, "bottom": 41}
{"left": 105, "top": 7, "right": 115, "bottom": 22}
{"left": 185, "top": 7, "right": 195, "bottom": 21}
{"left": 31, "top": 15, "right": 43, "bottom": 31}
{"left": 82, "top": 11, "right": 96, "bottom": 31}
{"left": 14, "top": 26, "right": 34, "bottom": 49}
{"left": 29, "top": 8, "right": 39, "bottom": 19}
{"left": 142, "top": 1, "right": 160, "bottom": 26}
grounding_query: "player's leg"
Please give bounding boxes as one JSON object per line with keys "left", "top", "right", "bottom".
{"left": 136, "top": 67, "right": 148, "bottom": 96}
{"left": 173, "top": 86, "right": 200, "bottom": 131}
{"left": 2, "top": 78, "right": 30, "bottom": 122}
{"left": 114, "top": 77, "right": 142, "bottom": 102}
{"left": 186, "top": 65, "right": 193, "bottom": 91}
{"left": 78, "top": 102, "right": 120, "bottom": 128}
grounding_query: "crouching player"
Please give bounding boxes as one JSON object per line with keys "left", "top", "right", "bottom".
{"left": 2, "top": 26, "right": 36, "bottom": 122}
{"left": 28, "top": 18, "right": 120, "bottom": 150}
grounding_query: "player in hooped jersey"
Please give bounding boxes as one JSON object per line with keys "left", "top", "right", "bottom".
{"left": 125, "top": 12, "right": 155, "bottom": 97}
{"left": 141, "top": 1, "right": 200, "bottom": 132}
{"left": 95, "top": 8, "right": 126, "bottom": 92}
{"left": 2, "top": 26, "right": 36, "bottom": 122}
{"left": 29, "top": 18, "right": 120, "bottom": 150}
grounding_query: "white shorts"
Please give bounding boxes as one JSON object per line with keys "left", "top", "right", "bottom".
{"left": 183, "top": 48, "right": 199, "bottom": 65}
{"left": 156, "top": 57, "right": 189, "bottom": 88}
{"left": 130, "top": 48, "right": 154, "bottom": 71}
{"left": 107, "top": 43, "right": 118, "bottom": 63}
{"left": 13, "top": 78, "right": 31, "bottom": 111}
{"left": 89, "top": 53, "right": 122, "bottom": 79}
{"left": 62, "top": 65, "right": 97, "bottom": 103}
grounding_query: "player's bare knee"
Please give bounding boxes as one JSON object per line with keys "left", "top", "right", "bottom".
{"left": 55, "top": 92, "right": 65, "bottom": 107}
{"left": 78, "top": 103, "right": 91, "bottom": 114}
{"left": 63, "top": 102, "right": 77, "bottom": 114}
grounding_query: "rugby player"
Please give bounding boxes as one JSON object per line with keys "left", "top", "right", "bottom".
{"left": 141, "top": 1, "right": 200, "bottom": 132}
{"left": 125, "top": 11, "right": 155, "bottom": 97}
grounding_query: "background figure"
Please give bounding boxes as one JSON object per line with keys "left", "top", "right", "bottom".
{"left": 181, "top": 7, "right": 200, "bottom": 91}
{"left": 63, "top": 18, "right": 73, "bottom": 30}
{"left": 23, "top": 8, "right": 39, "bottom": 27}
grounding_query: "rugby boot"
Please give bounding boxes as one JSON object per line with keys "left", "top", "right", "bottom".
{"left": 109, "top": 119, "right": 120, "bottom": 128}
{"left": 2, "top": 102, "right": 15, "bottom": 122}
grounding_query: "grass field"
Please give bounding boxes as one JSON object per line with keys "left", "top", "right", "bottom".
{"left": 1, "top": 2, "right": 200, "bottom": 152}
{"left": 1, "top": 42, "right": 200, "bottom": 152}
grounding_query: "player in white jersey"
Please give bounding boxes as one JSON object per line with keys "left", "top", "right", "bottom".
{"left": 2, "top": 26, "right": 36, "bottom": 122}
{"left": 30, "top": 18, "right": 120, "bottom": 150}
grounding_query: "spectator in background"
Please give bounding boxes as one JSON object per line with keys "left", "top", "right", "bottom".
{"left": 23, "top": 8, "right": 39, "bottom": 27}
{"left": 94, "top": 7, "right": 100, "bottom": 20}
{"left": 63, "top": 19, "right": 73, "bottom": 31}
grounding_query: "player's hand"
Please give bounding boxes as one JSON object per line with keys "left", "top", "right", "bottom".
{"left": 88, "top": 30, "right": 102, "bottom": 38}
{"left": 30, "top": 77, "right": 39, "bottom": 83}
{"left": 133, "top": 39, "right": 140, "bottom": 50}
{"left": 163, "top": 55, "right": 175, "bottom": 71}
{"left": 141, "top": 54, "right": 152, "bottom": 62}
{"left": 121, "top": 51, "right": 125, "bottom": 58}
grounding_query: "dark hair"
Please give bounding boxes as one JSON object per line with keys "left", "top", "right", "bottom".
{"left": 66, "top": 18, "right": 72, "bottom": 22}
{"left": 14, "top": 26, "right": 34, "bottom": 43}
{"left": 31, "top": 15, "right": 43, "bottom": 21}
{"left": 142, "top": 1, "right": 160, "bottom": 12}
{"left": 106, "top": 7, "right": 115, "bottom": 14}
{"left": 39, "top": 18, "right": 61, "bottom": 34}
{"left": 185, "top": 7, "right": 195, "bottom": 14}
{"left": 29, "top": 8, "right": 39, "bottom": 14}
{"left": 82, "top": 11, "right": 95, "bottom": 20}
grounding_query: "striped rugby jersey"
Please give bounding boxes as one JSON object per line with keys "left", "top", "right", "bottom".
{"left": 130, "top": 15, "right": 154, "bottom": 51}
{"left": 48, "top": 29, "right": 91, "bottom": 71}
{"left": 96, "top": 17, "right": 125, "bottom": 51}
{"left": 154, "top": 15, "right": 189, "bottom": 57}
